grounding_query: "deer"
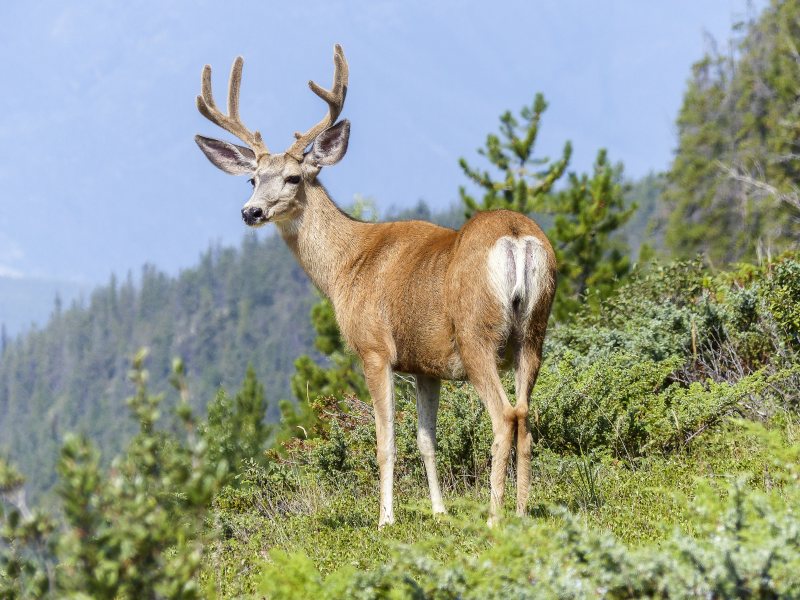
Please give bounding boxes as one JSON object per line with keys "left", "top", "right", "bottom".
{"left": 194, "top": 45, "right": 556, "bottom": 527}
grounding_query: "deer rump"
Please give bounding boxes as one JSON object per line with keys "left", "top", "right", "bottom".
{"left": 487, "top": 235, "right": 550, "bottom": 328}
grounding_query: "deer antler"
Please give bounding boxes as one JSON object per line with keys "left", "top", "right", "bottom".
{"left": 196, "top": 56, "right": 269, "bottom": 158}
{"left": 286, "top": 44, "right": 349, "bottom": 160}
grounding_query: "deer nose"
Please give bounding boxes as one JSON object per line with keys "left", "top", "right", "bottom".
{"left": 242, "top": 206, "right": 264, "bottom": 224}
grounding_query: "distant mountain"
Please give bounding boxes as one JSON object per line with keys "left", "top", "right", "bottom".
{"left": 0, "top": 232, "right": 319, "bottom": 501}
{"left": 0, "top": 276, "right": 88, "bottom": 338}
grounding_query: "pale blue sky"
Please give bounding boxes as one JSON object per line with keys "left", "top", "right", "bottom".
{"left": 0, "top": 0, "right": 761, "bottom": 287}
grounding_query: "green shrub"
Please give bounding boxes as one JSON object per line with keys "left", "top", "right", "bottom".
{"left": 550, "top": 253, "right": 800, "bottom": 383}
{"left": 762, "top": 255, "right": 800, "bottom": 352}
{"left": 0, "top": 352, "right": 230, "bottom": 599}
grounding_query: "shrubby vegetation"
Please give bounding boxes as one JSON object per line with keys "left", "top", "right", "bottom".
{"left": 4, "top": 253, "right": 797, "bottom": 597}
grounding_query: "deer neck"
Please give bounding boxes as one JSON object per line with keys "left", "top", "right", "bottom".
{"left": 275, "top": 181, "right": 361, "bottom": 299}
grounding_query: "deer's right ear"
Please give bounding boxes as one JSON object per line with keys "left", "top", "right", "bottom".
{"left": 305, "top": 120, "right": 350, "bottom": 168}
{"left": 195, "top": 135, "right": 257, "bottom": 175}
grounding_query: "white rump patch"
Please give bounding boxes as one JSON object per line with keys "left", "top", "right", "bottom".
{"left": 486, "top": 235, "right": 548, "bottom": 320}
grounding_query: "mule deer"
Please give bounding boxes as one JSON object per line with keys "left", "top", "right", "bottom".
{"left": 194, "top": 45, "right": 556, "bottom": 527}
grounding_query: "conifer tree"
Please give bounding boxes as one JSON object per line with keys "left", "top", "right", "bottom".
{"left": 201, "top": 364, "right": 271, "bottom": 475}
{"left": 550, "top": 149, "right": 635, "bottom": 319}
{"left": 459, "top": 93, "right": 572, "bottom": 218}
{"left": 459, "top": 96, "right": 634, "bottom": 319}
{"left": 663, "top": 1, "right": 800, "bottom": 263}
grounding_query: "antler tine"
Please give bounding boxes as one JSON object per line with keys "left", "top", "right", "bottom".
{"left": 196, "top": 57, "right": 269, "bottom": 157}
{"left": 286, "top": 44, "right": 349, "bottom": 159}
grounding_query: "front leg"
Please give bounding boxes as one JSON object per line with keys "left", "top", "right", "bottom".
{"left": 416, "top": 375, "right": 446, "bottom": 515}
{"left": 362, "top": 352, "right": 396, "bottom": 527}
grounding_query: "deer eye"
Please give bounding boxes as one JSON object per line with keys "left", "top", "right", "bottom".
{"left": 248, "top": 178, "right": 255, "bottom": 187}
{"left": 285, "top": 175, "right": 301, "bottom": 185}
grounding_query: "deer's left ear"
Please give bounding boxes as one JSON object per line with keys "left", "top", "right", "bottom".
{"left": 195, "top": 135, "right": 257, "bottom": 175}
{"left": 305, "top": 120, "right": 350, "bottom": 167}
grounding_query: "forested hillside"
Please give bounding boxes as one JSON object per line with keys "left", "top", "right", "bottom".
{"left": 662, "top": 0, "right": 800, "bottom": 263}
{"left": 0, "top": 233, "right": 318, "bottom": 501}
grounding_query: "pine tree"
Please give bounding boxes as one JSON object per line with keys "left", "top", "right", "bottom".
{"left": 201, "top": 364, "right": 271, "bottom": 475}
{"left": 459, "top": 97, "right": 635, "bottom": 319}
{"left": 550, "top": 149, "right": 636, "bottom": 319}
{"left": 663, "top": 0, "right": 800, "bottom": 263}
{"left": 0, "top": 354, "right": 229, "bottom": 598}
{"left": 459, "top": 93, "right": 572, "bottom": 219}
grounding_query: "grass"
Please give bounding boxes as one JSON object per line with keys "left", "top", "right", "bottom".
{"left": 201, "top": 418, "right": 799, "bottom": 598}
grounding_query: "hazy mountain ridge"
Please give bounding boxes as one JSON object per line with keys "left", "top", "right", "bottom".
{"left": 0, "top": 232, "right": 319, "bottom": 501}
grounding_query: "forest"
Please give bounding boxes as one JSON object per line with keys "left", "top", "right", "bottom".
{"left": 2, "top": 1, "right": 800, "bottom": 597}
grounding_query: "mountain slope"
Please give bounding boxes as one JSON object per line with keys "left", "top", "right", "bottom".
{"left": 0, "top": 232, "right": 318, "bottom": 501}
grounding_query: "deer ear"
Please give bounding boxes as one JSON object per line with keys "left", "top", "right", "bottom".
{"left": 306, "top": 120, "right": 350, "bottom": 167}
{"left": 195, "top": 135, "right": 257, "bottom": 175}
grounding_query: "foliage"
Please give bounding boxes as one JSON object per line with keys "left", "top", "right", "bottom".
{"left": 459, "top": 93, "right": 572, "bottom": 217}
{"left": 0, "top": 459, "right": 53, "bottom": 599}
{"left": 207, "top": 418, "right": 800, "bottom": 598}
{"left": 200, "top": 364, "right": 272, "bottom": 479}
{"left": 202, "top": 252, "right": 800, "bottom": 597}
{"left": 763, "top": 255, "right": 800, "bottom": 351}
{"left": 550, "top": 253, "right": 800, "bottom": 379}
{"left": 662, "top": 0, "right": 800, "bottom": 263}
{"left": 256, "top": 467, "right": 800, "bottom": 599}
{"left": 0, "top": 234, "right": 317, "bottom": 504}
{"left": 3, "top": 253, "right": 798, "bottom": 598}
{"left": 0, "top": 351, "right": 231, "bottom": 598}
{"left": 549, "top": 149, "right": 636, "bottom": 319}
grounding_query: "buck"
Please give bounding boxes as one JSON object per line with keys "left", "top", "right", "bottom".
{"left": 194, "top": 45, "right": 556, "bottom": 527}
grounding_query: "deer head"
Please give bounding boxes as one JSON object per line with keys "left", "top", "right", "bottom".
{"left": 195, "top": 45, "right": 350, "bottom": 226}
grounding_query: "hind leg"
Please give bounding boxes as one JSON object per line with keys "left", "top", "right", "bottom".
{"left": 513, "top": 342, "right": 543, "bottom": 515}
{"left": 459, "top": 340, "right": 516, "bottom": 526}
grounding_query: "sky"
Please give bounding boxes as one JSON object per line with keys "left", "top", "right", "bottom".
{"left": 0, "top": 0, "right": 763, "bottom": 290}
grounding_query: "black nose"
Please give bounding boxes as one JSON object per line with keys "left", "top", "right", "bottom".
{"left": 242, "top": 206, "right": 264, "bottom": 224}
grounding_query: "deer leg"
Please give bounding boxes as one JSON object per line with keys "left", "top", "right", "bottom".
{"left": 362, "top": 352, "right": 396, "bottom": 527}
{"left": 513, "top": 344, "right": 542, "bottom": 516}
{"left": 484, "top": 378, "right": 515, "bottom": 527}
{"left": 416, "top": 375, "right": 446, "bottom": 515}
{"left": 462, "top": 346, "right": 516, "bottom": 526}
